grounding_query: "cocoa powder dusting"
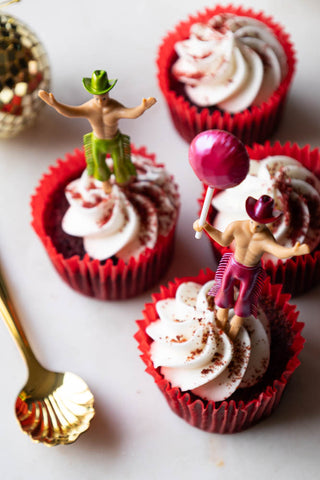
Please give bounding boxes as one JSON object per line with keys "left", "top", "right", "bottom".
{"left": 187, "top": 348, "right": 203, "bottom": 361}
{"left": 226, "top": 341, "right": 250, "bottom": 383}
{"left": 171, "top": 335, "right": 187, "bottom": 343}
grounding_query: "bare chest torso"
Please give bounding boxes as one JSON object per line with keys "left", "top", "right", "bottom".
{"left": 234, "top": 229, "right": 265, "bottom": 267}
{"left": 89, "top": 105, "right": 120, "bottom": 139}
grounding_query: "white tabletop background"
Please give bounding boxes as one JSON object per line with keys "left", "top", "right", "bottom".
{"left": 0, "top": 0, "right": 319, "bottom": 478}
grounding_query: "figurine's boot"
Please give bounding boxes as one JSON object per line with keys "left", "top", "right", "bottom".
{"left": 102, "top": 180, "right": 112, "bottom": 194}
{"left": 228, "top": 315, "right": 245, "bottom": 341}
{"left": 216, "top": 308, "right": 229, "bottom": 331}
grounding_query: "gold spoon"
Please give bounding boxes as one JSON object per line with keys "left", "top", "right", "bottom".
{"left": 0, "top": 269, "right": 95, "bottom": 446}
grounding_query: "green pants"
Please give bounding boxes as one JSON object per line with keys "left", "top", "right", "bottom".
{"left": 83, "top": 131, "right": 136, "bottom": 184}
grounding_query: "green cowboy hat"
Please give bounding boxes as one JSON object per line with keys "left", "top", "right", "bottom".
{"left": 82, "top": 70, "right": 117, "bottom": 95}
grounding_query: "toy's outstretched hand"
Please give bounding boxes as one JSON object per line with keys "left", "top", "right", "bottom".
{"left": 38, "top": 90, "right": 57, "bottom": 107}
{"left": 142, "top": 97, "right": 157, "bottom": 110}
{"left": 193, "top": 219, "right": 204, "bottom": 232}
{"left": 293, "top": 242, "right": 310, "bottom": 256}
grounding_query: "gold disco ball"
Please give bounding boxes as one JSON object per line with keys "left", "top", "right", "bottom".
{"left": 0, "top": 12, "right": 50, "bottom": 138}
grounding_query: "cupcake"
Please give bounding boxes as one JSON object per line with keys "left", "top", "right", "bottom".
{"left": 157, "top": 5, "right": 295, "bottom": 145}
{"left": 31, "top": 146, "right": 180, "bottom": 299}
{"left": 205, "top": 141, "right": 320, "bottom": 296}
{"left": 135, "top": 269, "right": 304, "bottom": 433}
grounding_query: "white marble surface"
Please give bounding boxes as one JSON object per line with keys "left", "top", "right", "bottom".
{"left": 0, "top": 0, "right": 319, "bottom": 478}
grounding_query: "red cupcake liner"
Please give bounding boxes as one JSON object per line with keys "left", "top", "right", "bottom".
{"left": 157, "top": 5, "right": 296, "bottom": 145}
{"left": 31, "top": 146, "right": 179, "bottom": 300}
{"left": 135, "top": 269, "right": 304, "bottom": 433}
{"left": 202, "top": 141, "right": 320, "bottom": 296}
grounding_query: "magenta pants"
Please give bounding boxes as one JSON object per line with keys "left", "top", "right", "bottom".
{"left": 210, "top": 253, "right": 264, "bottom": 318}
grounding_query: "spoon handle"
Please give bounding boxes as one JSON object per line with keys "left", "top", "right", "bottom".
{"left": 0, "top": 268, "right": 38, "bottom": 368}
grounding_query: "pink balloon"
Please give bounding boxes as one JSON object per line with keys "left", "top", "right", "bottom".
{"left": 189, "top": 130, "right": 249, "bottom": 189}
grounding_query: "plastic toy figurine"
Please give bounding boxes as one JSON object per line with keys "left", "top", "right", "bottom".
{"left": 193, "top": 195, "right": 310, "bottom": 340}
{"left": 39, "top": 70, "right": 156, "bottom": 193}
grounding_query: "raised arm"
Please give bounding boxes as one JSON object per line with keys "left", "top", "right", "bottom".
{"left": 263, "top": 237, "right": 310, "bottom": 259}
{"left": 38, "top": 90, "right": 89, "bottom": 118}
{"left": 193, "top": 219, "right": 235, "bottom": 247}
{"left": 117, "top": 97, "right": 157, "bottom": 119}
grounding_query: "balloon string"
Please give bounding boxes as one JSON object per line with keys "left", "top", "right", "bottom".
{"left": 0, "top": 0, "right": 20, "bottom": 9}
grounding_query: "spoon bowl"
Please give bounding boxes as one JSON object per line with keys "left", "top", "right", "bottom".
{"left": 16, "top": 370, "right": 94, "bottom": 446}
{"left": 0, "top": 268, "right": 95, "bottom": 446}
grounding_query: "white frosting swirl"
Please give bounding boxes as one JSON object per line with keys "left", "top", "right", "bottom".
{"left": 62, "top": 154, "right": 179, "bottom": 261}
{"left": 172, "top": 14, "right": 287, "bottom": 112}
{"left": 213, "top": 155, "right": 320, "bottom": 259}
{"left": 146, "top": 281, "right": 270, "bottom": 402}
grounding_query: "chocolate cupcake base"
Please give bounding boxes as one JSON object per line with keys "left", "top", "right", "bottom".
{"left": 135, "top": 269, "right": 304, "bottom": 433}
{"left": 204, "top": 141, "right": 320, "bottom": 297}
{"left": 157, "top": 4, "right": 296, "bottom": 145}
{"left": 31, "top": 147, "right": 179, "bottom": 300}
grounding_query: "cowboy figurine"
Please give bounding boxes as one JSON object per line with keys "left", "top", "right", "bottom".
{"left": 193, "top": 195, "right": 310, "bottom": 340}
{"left": 39, "top": 70, "right": 156, "bottom": 193}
